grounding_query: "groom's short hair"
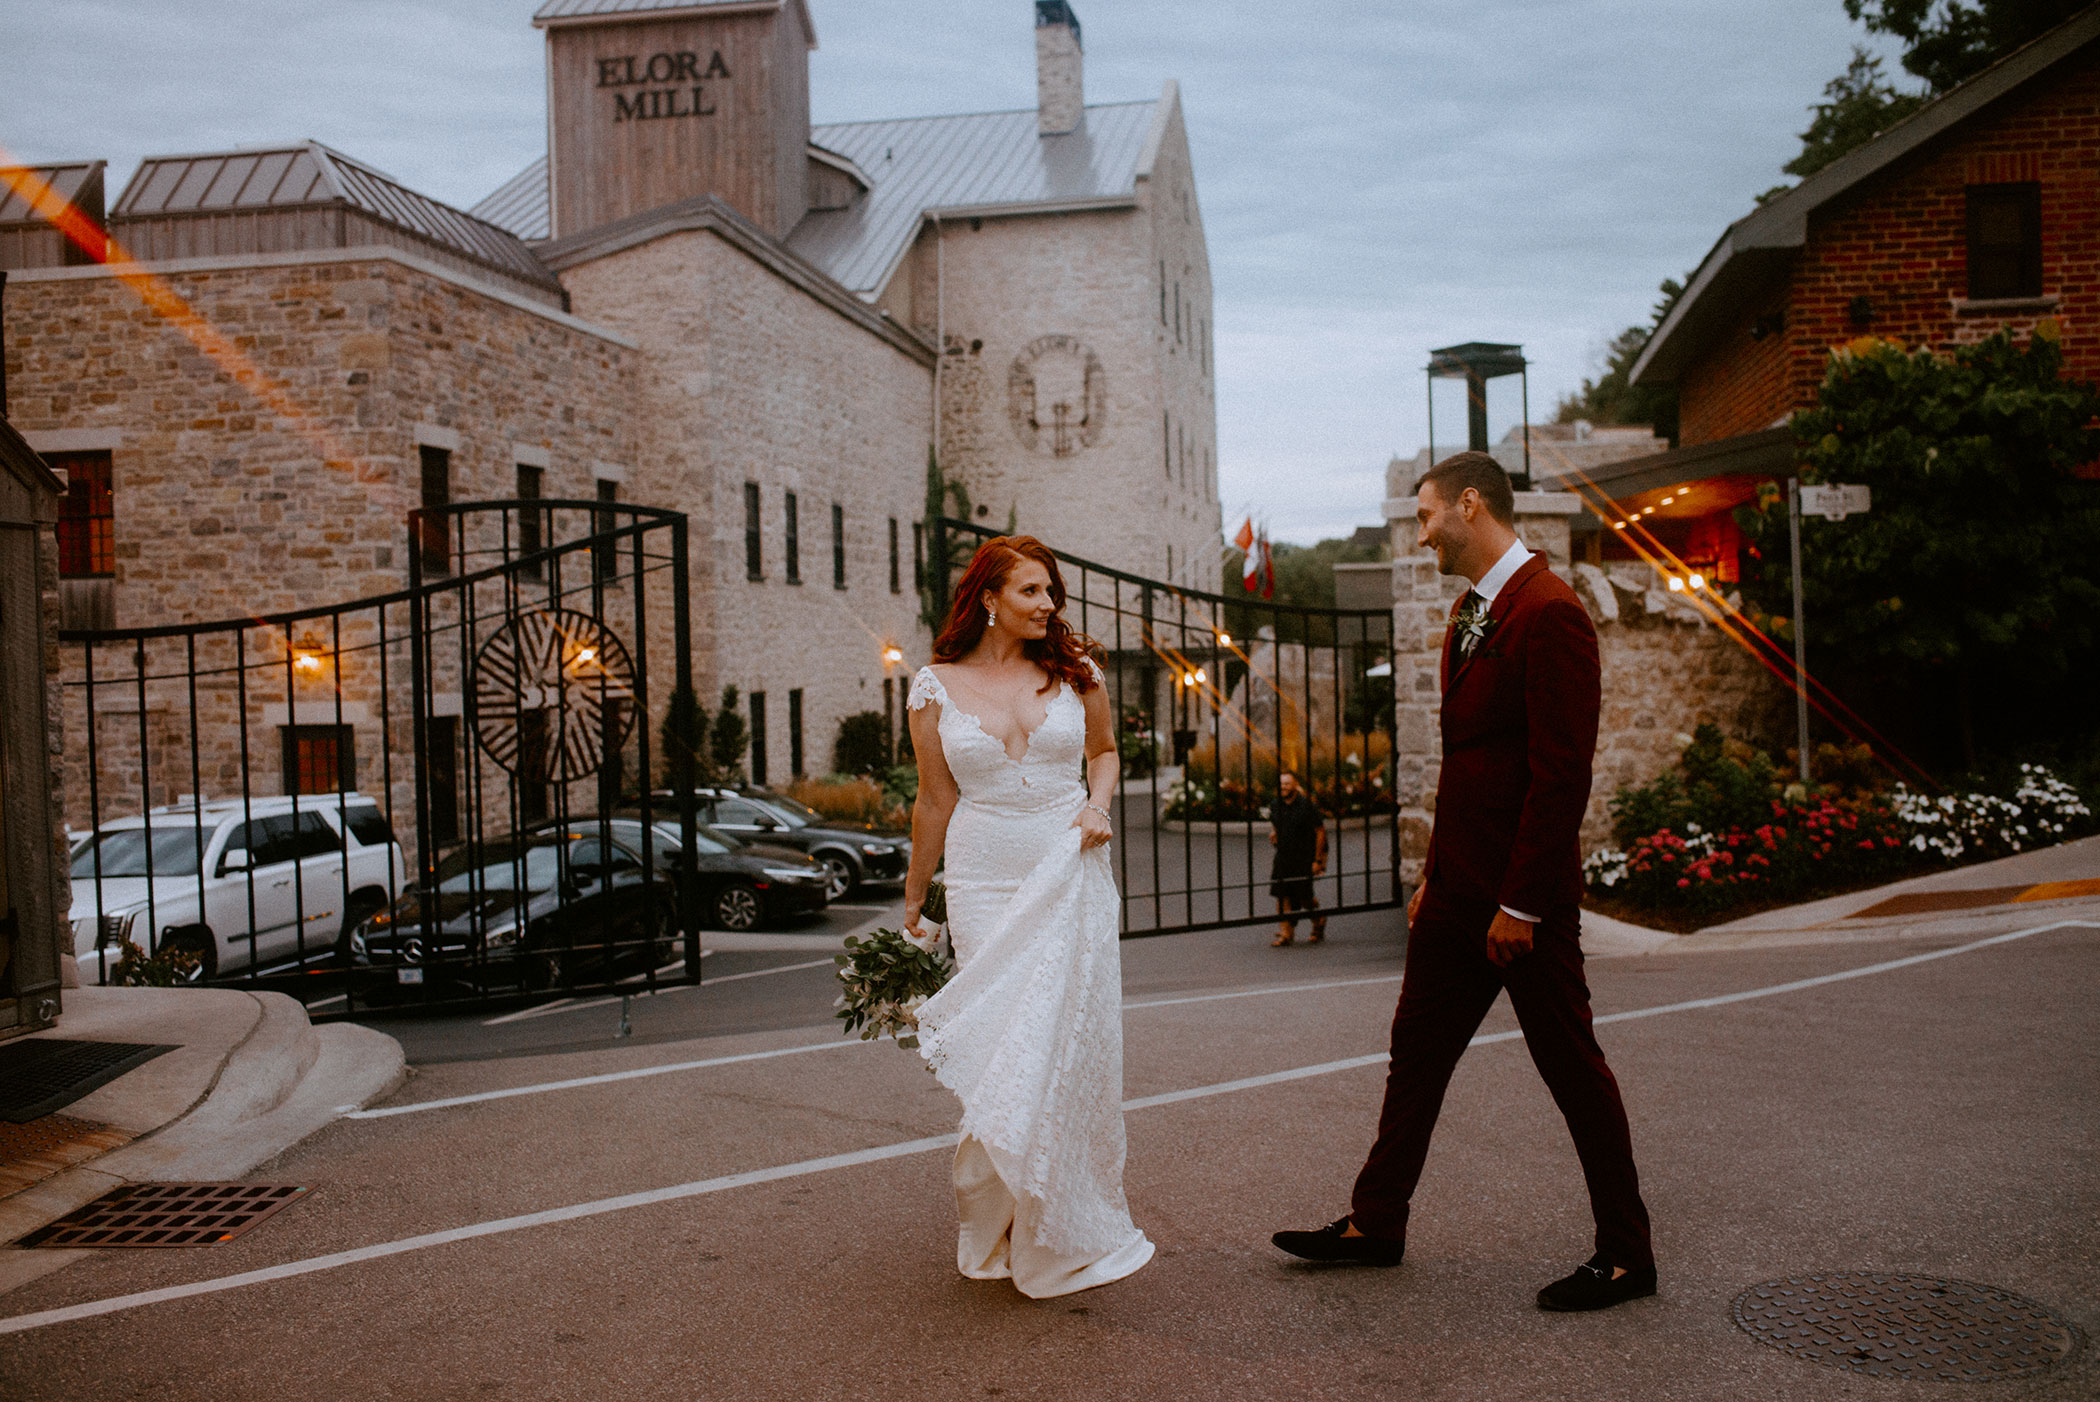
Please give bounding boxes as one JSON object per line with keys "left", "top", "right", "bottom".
{"left": 1419, "top": 451, "right": 1515, "bottom": 524}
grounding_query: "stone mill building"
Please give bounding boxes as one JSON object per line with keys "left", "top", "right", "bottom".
{"left": 1, "top": 0, "right": 1221, "bottom": 803}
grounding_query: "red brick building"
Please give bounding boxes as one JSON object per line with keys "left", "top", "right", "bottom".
{"left": 1551, "top": 8, "right": 2100, "bottom": 581}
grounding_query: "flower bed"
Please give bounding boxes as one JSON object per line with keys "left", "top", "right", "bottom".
{"left": 1585, "top": 753, "right": 2093, "bottom": 926}
{"left": 1161, "top": 773, "right": 1397, "bottom": 823}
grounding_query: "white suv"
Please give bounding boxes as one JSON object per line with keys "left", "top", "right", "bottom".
{"left": 68, "top": 793, "right": 408, "bottom": 984}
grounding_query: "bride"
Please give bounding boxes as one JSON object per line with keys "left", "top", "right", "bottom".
{"left": 901, "top": 534, "right": 1154, "bottom": 1298}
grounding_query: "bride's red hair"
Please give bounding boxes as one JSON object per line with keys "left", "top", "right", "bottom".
{"left": 932, "top": 536, "right": 1099, "bottom": 694}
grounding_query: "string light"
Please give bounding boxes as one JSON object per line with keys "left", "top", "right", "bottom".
{"left": 1667, "top": 577, "right": 1685, "bottom": 593}
{"left": 1688, "top": 573, "right": 1707, "bottom": 591}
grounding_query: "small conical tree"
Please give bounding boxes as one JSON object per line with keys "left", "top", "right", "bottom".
{"left": 658, "top": 684, "right": 709, "bottom": 788}
{"left": 709, "top": 684, "right": 750, "bottom": 785}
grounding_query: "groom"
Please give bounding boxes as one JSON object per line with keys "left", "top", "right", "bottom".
{"left": 1272, "top": 451, "right": 1656, "bottom": 1311}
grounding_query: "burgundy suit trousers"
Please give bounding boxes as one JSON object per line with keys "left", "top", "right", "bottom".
{"left": 1348, "top": 889, "right": 1654, "bottom": 1268}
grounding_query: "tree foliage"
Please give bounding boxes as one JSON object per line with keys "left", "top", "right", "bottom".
{"left": 1844, "top": 0, "right": 2093, "bottom": 91}
{"left": 832, "top": 710, "right": 892, "bottom": 776}
{"left": 657, "top": 683, "right": 709, "bottom": 787}
{"left": 1552, "top": 277, "right": 1686, "bottom": 442}
{"left": 709, "top": 684, "right": 750, "bottom": 784}
{"left": 1783, "top": 48, "right": 1930, "bottom": 179}
{"left": 1733, "top": 327, "right": 2100, "bottom": 765}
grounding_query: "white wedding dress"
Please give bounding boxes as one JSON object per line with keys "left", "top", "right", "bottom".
{"left": 908, "top": 664, "right": 1154, "bottom": 1298}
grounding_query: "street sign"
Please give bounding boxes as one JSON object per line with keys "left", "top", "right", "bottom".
{"left": 1800, "top": 483, "right": 1872, "bottom": 520}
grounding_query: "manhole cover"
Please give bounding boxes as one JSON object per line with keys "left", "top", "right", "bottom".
{"left": 1734, "top": 1273, "right": 2080, "bottom": 1382}
{"left": 0, "top": 1040, "right": 177, "bottom": 1122}
{"left": 18, "top": 1183, "right": 309, "bottom": 1248}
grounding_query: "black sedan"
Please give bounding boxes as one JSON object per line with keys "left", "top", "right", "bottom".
{"left": 661, "top": 787, "right": 909, "bottom": 900}
{"left": 351, "top": 822, "right": 673, "bottom": 994}
{"left": 607, "top": 814, "right": 831, "bottom": 932}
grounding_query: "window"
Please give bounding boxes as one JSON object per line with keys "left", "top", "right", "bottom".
{"left": 1159, "top": 261, "right": 1167, "bottom": 323}
{"left": 1966, "top": 182, "right": 2042, "bottom": 300}
{"left": 282, "top": 725, "right": 355, "bottom": 795}
{"left": 749, "top": 692, "right": 768, "bottom": 785}
{"left": 784, "top": 492, "right": 801, "bottom": 583}
{"left": 744, "top": 482, "right": 763, "bottom": 579}
{"left": 1163, "top": 413, "right": 1172, "bottom": 478}
{"left": 888, "top": 518, "right": 901, "bottom": 593}
{"left": 54, "top": 451, "right": 114, "bottom": 578}
{"left": 343, "top": 806, "right": 397, "bottom": 849}
{"left": 788, "top": 689, "right": 805, "bottom": 777}
{"left": 832, "top": 503, "right": 846, "bottom": 590}
{"left": 516, "top": 710, "right": 550, "bottom": 823}
{"left": 516, "top": 464, "right": 543, "bottom": 578}
{"left": 224, "top": 812, "right": 338, "bottom": 871}
{"left": 426, "top": 715, "right": 460, "bottom": 845}
{"left": 594, "top": 477, "right": 619, "bottom": 582}
{"left": 418, "top": 445, "right": 451, "bottom": 576}
{"left": 913, "top": 522, "right": 925, "bottom": 590}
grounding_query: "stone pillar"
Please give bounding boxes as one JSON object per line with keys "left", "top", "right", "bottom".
{"left": 1381, "top": 458, "right": 1583, "bottom": 886}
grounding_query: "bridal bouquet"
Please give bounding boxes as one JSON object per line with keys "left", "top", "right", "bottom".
{"left": 834, "top": 882, "right": 953, "bottom": 1049}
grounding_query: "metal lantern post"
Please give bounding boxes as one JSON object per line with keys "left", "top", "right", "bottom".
{"left": 1425, "top": 342, "right": 1531, "bottom": 488}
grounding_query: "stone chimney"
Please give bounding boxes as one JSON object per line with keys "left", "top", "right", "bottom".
{"left": 1036, "top": 1, "right": 1083, "bottom": 136}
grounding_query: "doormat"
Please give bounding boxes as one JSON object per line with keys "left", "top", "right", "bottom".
{"left": 0, "top": 1039, "right": 178, "bottom": 1122}
{"left": 19, "top": 1182, "right": 310, "bottom": 1248}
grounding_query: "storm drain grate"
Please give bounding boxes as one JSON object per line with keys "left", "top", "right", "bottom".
{"left": 19, "top": 1182, "right": 309, "bottom": 1248}
{"left": 1733, "top": 1273, "right": 2080, "bottom": 1382}
{"left": 0, "top": 1039, "right": 178, "bottom": 1122}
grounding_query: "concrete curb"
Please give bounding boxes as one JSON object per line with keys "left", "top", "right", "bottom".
{"left": 0, "top": 997, "right": 405, "bottom": 1297}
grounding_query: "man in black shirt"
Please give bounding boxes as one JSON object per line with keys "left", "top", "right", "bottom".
{"left": 1268, "top": 770, "right": 1328, "bottom": 946}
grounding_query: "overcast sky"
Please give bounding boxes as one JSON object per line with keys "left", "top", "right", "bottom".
{"left": 2, "top": 0, "right": 1901, "bottom": 543}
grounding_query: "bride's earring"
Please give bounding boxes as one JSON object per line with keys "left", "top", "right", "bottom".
{"left": 986, "top": 602, "right": 997, "bottom": 628}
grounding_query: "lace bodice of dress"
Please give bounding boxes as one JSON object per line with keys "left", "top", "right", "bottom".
{"left": 908, "top": 665, "right": 1088, "bottom": 809}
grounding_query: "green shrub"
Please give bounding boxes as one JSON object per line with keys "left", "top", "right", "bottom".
{"left": 833, "top": 711, "right": 891, "bottom": 776}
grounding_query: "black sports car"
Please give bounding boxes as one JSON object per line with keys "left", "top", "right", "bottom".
{"left": 662, "top": 787, "right": 909, "bottom": 900}
{"left": 607, "top": 813, "right": 831, "bottom": 932}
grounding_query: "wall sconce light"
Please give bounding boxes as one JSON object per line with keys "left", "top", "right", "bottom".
{"left": 883, "top": 645, "right": 905, "bottom": 665}
{"left": 292, "top": 648, "right": 327, "bottom": 674}
{"left": 1216, "top": 631, "right": 1232, "bottom": 646}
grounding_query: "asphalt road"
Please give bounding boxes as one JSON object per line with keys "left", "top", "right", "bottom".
{"left": 4, "top": 902, "right": 2093, "bottom": 1401}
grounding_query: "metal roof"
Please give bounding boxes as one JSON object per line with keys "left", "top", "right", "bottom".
{"left": 790, "top": 100, "right": 1159, "bottom": 295}
{"left": 112, "top": 141, "right": 557, "bottom": 289}
{"left": 0, "top": 161, "right": 103, "bottom": 226}
{"left": 468, "top": 99, "right": 1161, "bottom": 297}
{"left": 470, "top": 157, "right": 552, "bottom": 243}
{"left": 1631, "top": 5, "right": 2100, "bottom": 387}
{"left": 532, "top": 0, "right": 814, "bottom": 39}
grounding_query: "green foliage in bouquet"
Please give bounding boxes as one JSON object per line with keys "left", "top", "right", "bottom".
{"left": 834, "top": 882, "right": 951, "bottom": 1048}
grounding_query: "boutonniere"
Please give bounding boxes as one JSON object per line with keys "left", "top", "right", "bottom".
{"left": 1452, "top": 601, "right": 1498, "bottom": 662}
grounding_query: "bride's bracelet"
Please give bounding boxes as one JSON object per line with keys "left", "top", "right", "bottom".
{"left": 1083, "top": 802, "right": 1111, "bottom": 822}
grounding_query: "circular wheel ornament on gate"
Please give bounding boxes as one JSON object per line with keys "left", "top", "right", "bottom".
{"left": 471, "top": 608, "right": 637, "bottom": 779}
{"left": 1732, "top": 1273, "right": 2080, "bottom": 1383}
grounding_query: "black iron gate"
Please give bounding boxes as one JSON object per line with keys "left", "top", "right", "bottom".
{"left": 61, "top": 499, "right": 698, "bottom": 1015}
{"left": 930, "top": 518, "right": 1401, "bottom": 937}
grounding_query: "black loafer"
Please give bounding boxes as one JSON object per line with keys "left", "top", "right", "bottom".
{"left": 1271, "top": 1217, "right": 1404, "bottom": 1266}
{"left": 1536, "top": 1253, "right": 1657, "bottom": 1311}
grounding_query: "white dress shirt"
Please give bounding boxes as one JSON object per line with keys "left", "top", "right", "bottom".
{"left": 1465, "top": 537, "right": 1542, "bottom": 925}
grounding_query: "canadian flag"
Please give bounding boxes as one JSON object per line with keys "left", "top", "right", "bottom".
{"left": 1235, "top": 517, "right": 1259, "bottom": 592}
{"left": 1260, "top": 532, "right": 1276, "bottom": 599}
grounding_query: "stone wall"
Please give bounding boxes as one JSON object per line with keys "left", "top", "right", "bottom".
{"left": 911, "top": 91, "right": 1221, "bottom": 594}
{"left": 5, "top": 250, "right": 639, "bottom": 626}
{"left": 1383, "top": 470, "right": 1789, "bottom": 881}
{"left": 557, "top": 226, "right": 934, "bottom": 785}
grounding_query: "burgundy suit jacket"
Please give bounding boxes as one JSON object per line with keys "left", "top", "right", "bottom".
{"left": 1421, "top": 554, "right": 1600, "bottom": 917}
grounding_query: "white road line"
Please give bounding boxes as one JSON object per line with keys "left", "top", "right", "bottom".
{"left": 481, "top": 998, "right": 576, "bottom": 1027}
{"left": 345, "top": 1038, "right": 864, "bottom": 1119}
{"left": 703, "top": 957, "right": 837, "bottom": 985}
{"left": 1126, "top": 973, "right": 1403, "bottom": 1009}
{"left": 3, "top": 918, "right": 2088, "bottom": 1337}
{"left": 480, "top": 956, "right": 716, "bottom": 1025}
